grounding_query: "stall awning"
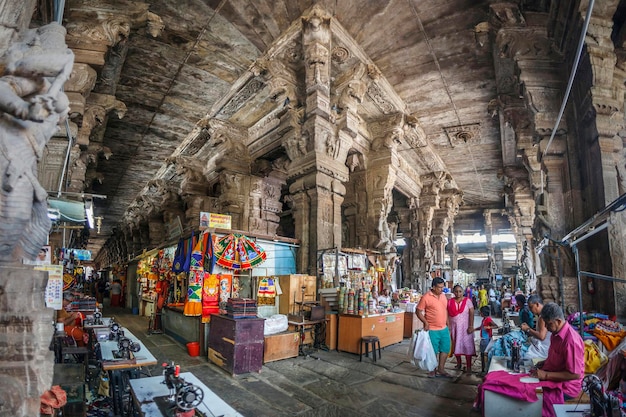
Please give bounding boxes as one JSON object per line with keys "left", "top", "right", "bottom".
{"left": 48, "top": 198, "right": 85, "bottom": 223}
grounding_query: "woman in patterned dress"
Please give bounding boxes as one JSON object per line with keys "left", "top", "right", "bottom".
{"left": 448, "top": 284, "right": 476, "bottom": 373}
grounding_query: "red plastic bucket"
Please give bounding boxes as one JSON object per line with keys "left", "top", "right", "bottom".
{"left": 186, "top": 342, "right": 200, "bottom": 357}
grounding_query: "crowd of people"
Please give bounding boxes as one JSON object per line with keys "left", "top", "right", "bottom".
{"left": 461, "top": 282, "right": 527, "bottom": 318}
{"left": 416, "top": 278, "right": 585, "bottom": 414}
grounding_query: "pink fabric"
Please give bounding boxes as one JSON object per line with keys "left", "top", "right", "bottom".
{"left": 417, "top": 291, "right": 448, "bottom": 330}
{"left": 448, "top": 298, "right": 475, "bottom": 355}
{"left": 448, "top": 297, "right": 468, "bottom": 318}
{"left": 477, "top": 371, "right": 563, "bottom": 417}
{"left": 542, "top": 321, "right": 585, "bottom": 398}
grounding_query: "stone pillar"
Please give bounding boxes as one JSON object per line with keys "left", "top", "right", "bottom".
{"left": 284, "top": 6, "right": 348, "bottom": 275}
{"left": 0, "top": 267, "right": 54, "bottom": 417}
{"left": 405, "top": 198, "right": 420, "bottom": 289}
{"left": 540, "top": 148, "right": 567, "bottom": 239}
{"left": 585, "top": 3, "right": 626, "bottom": 319}
{"left": 450, "top": 223, "right": 458, "bottom": 271}
{"left": 289, "top": 187, "right": 312, "bottom": 273}
{"left": 483, "top": 210, "right": 497, "bottom": 285}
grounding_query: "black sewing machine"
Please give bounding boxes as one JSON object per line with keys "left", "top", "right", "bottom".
{"left": 108, "top": 321, "right": 124, "bottom": 341}
{"left": 583, "top": 374, "right": 615, "bottom": 417}
{"left": 112, "top": 336, "right": 140, "bottom": 360}
{"left": 154, "top": 362, "right": 206, "bottom": 417}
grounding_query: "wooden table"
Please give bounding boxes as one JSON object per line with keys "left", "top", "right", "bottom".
{"left": 337, "top": 313, "right": 404, "bottom": 354}
{"left": 129, "top": 371, "right": 243, "bottom": 417}
{"left": 288, "top": 318, "right": 326, "bottom": 355}
{"left": 99, "top": 327, "right": 157, "bottom": 415}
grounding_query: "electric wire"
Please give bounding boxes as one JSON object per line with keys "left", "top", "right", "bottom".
{"left": 542, "top": 0, "right": 595, "bottom": 157}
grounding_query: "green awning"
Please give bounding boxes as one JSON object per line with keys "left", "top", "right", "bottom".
{"left": 48, "top": 198, "right": 85, "bottom": 223}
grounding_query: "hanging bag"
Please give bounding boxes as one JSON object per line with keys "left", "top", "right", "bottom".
{"left": 412, "top": 330, "right": 438, "bottom": 371}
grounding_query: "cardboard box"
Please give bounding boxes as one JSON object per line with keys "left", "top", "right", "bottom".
{"left": 263, "top": 331, "right": 299, "bottom": 363}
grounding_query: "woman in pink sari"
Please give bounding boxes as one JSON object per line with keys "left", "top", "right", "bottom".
{"left": 448, "top": 284, "right": 476, "bottom": 373}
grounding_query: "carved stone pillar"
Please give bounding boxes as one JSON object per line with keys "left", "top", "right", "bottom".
{"left": 148, "top": 217, "right": 165, "bottom": 247}
{"left": 585, "top": 3, "right": 626, "bottom": 319}
{"left": 218, "top": 171, "right": 248, "bottom": 230}
{"left": 0, "top": 267, "right": 53, "bottom": 417}
{"left": 259, "top": 172, "right": 286, "bottom": 235}
{"left": 289, "top": 171, "right": 345, "bottom": 275}
{"left": 540, "top": 146, "right": 568, "bottom": 240}
{"left": 289, "top": 188, "right": 312, "bottom": 273}
{"left": 405, "top": 199, "right": 421, "bottom": 289}
{"left": 366, "top": 162, "right": 396, "bottom": 253}
{"left": 450, "top": 223, "right": 458, "bottom": 271}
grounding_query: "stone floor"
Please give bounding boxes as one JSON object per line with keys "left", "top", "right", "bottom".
{"left": 107, "top": 306, "right": 485, "bottom": 417}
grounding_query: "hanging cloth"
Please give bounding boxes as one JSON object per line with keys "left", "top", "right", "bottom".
{"left": 217, "top": 274, "right": 232, "bottom": 313}
{"left": 171, "top": 238, "right": 185, "bottom": 273}
{"left": 183, "top": 231, "right": 204, "bottom": 316}
{"left": 182, "top": 230, "right": 195, "bottom": 273}
{"left": 214, "top": 233, "right": 267, "bottom": 270}
{"left": 257, "top": 277, "right": 277, "bottom": 306}
{"left": 202, "top": 273, "right": 220, "bottom": 323}
{"left": 205, "top": 232, "right": 216, "bottom": 274}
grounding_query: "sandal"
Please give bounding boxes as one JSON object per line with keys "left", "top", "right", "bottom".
{"left": 436, "top": 371, "right": 453, "bottom": 378}
{"left": 427, "top": 371, "right": 436, "bottom": 378}
{"left": 454, "top": 364, "right": 462, "bottom": 370}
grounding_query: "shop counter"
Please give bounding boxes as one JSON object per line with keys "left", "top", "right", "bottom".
{"left": 337, "top": 312, "right": 404, "bottom": 354}
{"left": 162, "top": 304, "right": 206, "bottom": 355}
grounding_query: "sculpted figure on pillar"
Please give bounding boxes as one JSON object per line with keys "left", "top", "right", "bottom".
{"left": 0, "top": 22, "right": 74, "bottom": 262}
{"left": 302, "top": 6, "right": 331, "bottom": 89}
{"left": 284, "top": 129, "right": 309, "bottom": 161}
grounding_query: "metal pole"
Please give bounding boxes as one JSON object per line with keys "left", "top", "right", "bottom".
{"left": 573, "top": 245, "right": 584, "bottom": 337}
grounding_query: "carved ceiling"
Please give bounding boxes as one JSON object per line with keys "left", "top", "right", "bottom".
{"left": 39, "top": 0, "right": 565, "bottom": 259}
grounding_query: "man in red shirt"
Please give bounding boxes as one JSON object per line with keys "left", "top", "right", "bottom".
{"left": 416, "top": 277, "right": 451, "bottom": 377}
{"left": 530, "top": 302, "right": 584, "bottom": 400}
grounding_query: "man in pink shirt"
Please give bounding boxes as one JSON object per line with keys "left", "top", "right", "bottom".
{"left": 530, "top": 302, "right": 584, "bottom": 400}
{"left": 416, "top": 277, "right": 451, "bottom": 377}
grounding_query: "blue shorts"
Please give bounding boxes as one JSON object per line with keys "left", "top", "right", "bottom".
{"left": 429, "top": 327, "right": 451, "bottom": 355}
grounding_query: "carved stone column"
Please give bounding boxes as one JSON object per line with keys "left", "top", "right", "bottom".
{"left": 585, "top": 3, "right": 626, "bottom": 319}
{"left": 283, "top": 6, "right": 348, "bottom": 274}
{"left": 0, "top": 268, "right": 53, "bottom": 417}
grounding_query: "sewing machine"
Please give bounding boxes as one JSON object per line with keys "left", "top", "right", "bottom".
{"left": 154, "top": 362, "right": 205, "bottom": 417}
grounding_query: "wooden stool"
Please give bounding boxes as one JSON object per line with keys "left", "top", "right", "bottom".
{"left": 359, "top": 336, "right": 381, "bottom": 362}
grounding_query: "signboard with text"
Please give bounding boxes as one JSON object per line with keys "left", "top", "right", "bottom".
{"left": 199, "top": 212, "right": 231, "bottom": 230}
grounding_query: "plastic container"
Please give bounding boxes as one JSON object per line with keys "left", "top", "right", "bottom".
{"left": 186, "top": 341, "right": 200, "bottom": 357}
{"left": 132, "top": 307, "right": 139, "bottom": 315}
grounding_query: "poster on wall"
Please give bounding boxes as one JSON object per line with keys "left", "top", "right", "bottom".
{"left": 23, "top": 245, "right": 52, "bottom": 265}
{"left": 43, "top": 265, "right": 64, "bottom": 309}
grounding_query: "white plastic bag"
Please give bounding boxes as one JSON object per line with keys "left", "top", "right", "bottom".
{"left": 412, "top": 330, "right": 438, "bottom": 371}
{"left": 407, "top": 331, "right": 418, "bottom": 364}
{"left": 263, "top": 314, "right": 288, "bottom": 335}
